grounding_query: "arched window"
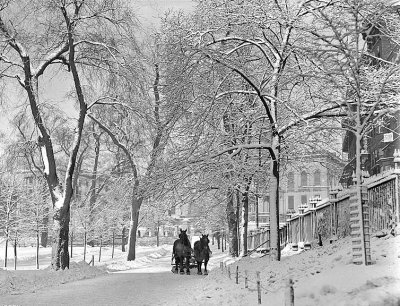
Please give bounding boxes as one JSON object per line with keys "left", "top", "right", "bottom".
{"left": 288, "top": 196, "right": 294, "bottom": 209}
{"left": 314, "top": 170, "right": 321, "bottom": 186}
{"left": 301, "top": 171, "right": 308, "bottom": 187}
{"left": 287, "top": 172, "right": 294, "bottom": 190}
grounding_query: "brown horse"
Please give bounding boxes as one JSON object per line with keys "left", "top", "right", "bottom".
{"left": 193, "top": 234, "right": 211, "bottom": 275}
{"left": 173, "top": 229, "right": 192, "bottom": 275}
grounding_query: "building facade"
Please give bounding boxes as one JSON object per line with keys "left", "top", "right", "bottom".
{"left": 340, "top": 8, "right": 400, "bottom": 186}
{"left": 248, "top": 152, "right": 344, "bottom": 230}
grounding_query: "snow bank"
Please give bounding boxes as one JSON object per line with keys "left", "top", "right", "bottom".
{"left": 189, "top": 234, "right": 400, "bottom": 305}
{"left": 0, "top": 261, "right": 107, "bottom": 296}
{"left": 0, "top": 244, "right": 172, "bottom": 296}
{"left": 105, "top": 245, "right": 170, "bottom": 271}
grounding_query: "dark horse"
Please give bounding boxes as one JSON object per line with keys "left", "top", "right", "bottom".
{"left": 173, "top": 229, "right": 192, "bottom": 275}
{"left": 193, "top": 234, "right": 211, "bottom": 275}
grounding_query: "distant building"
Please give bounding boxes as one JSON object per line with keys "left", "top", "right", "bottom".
{"left": 248, "top": 152, "right": 344, "bottom": 229}
{"left": 340, "top": 6, "right": 400, "bottom": 186}
{"left": 280, "top": 153, "right": 344, "bottom": 214}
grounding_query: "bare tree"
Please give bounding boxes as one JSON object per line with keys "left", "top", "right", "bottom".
{"left": 0, "top": 0, "right": 138, "bottom": 269}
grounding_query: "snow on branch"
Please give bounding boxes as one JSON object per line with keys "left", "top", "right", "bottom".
{"left": 88, "top": 114, "right": 139, "bottom": 180}
{"left": 34, "top": 42, "right": 69, "bottom": 77}
{"left": 215, "top": 90, "right": 258, "bottom": 99}
{"left": 74, "top": 40, "right": 121, "bottom": 64}
{"left": 193, "top": 143, "right": 275, "bottom": 163}
{"left": 278, "top": 103, "right": 346, "bottom": 135}
{"left": 209, "top": 36, "right": 276, "bottom": 67}
{"left": 87, "top": 96, "right": 121, "bottom": 110}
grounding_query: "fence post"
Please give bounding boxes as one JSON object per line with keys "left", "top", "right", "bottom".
{"left": 256, "top": 271, "right": 261, "bottom": 304}
{"left": 91, "top": 255, "right": 94, "bottom": 266}
{"left": 236, "top": 266, "right": 239, "bottom": 284}
{"left": 245, "top": 270, "right": 248, "bottom": 288}
{"left": 228, "top": 266, "right": 231, "bottom": 279}
{"left": 220, "top": 262, "right": 223, "bottom": 271}
{"left": 285, "top": 278, "right": 294, "bottom": 306}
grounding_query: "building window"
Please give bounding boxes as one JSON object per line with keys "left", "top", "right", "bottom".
{"left": 262, "top": 196, "right": 270, "bottom": 212}
{"left": 288, "top": 196, "right": 294, "bottom": 210}
{"left": 301, "top": 171, "right": 308, "bottom": 187}
{"left": 314, "top": 170, "right": 321, "bottom": 186}
{"left": 301, "top": 195, "right": 307, "bottom": 205}
{"left": 287, "top": 172, "right": 294, "bottom": 190}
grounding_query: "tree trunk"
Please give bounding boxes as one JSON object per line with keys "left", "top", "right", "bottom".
{"left": 255, "top": 185, "right": 259, "bottom": 229}
{"left": 89, "top": 131, "right": 101, "bottom": 245}
{"left": 236, "top": 190, "right": 241, "bottom": 254}
{"left": 226, "top": 188, "right": 238, "bottom": 257}
{"left": 99, "top": 236, "right": 102, "bottom": 262}
{"left": 239, "top": 190, "right": 249, "bottom": 257}
{"left": 40, "top": 183, "right": 49, "bottom": 247}
{"left": 4, "top": 233, "right": 8, "bottom": 268}
{"left": 84, "top": 230, "right": 87, "bottom": 261}
{"left": 40, "top": 228, "right": 48, "bottom": 247}
{"left": 156, "top": 221, "right": 160, "bottom": 247}
{"left": 112, "top": 231, "right": 115, "bottom": 258}
{"left": 127, "top": 196, "right": 142, "bottom": 261}
{"left": 36, "top": 230, "right": 39, "bottom": 269}
{"left": 70, "top": 231, "right": 73, "bottom": 258}
{"left": 122, "top": 227, "right": 127, "bottom": 252}
{"left": 51, "top": 202, "right": 70, "bottom": 270}
{"left": 14, "top": 237, "right": 17, "bottom": 270}
{"left": 269, "top": 139, "right": 281, "bottom": 261}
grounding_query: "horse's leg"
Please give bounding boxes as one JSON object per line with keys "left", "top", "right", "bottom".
{"left": 174, "top": 256, "right": 178, "bottom": 273}
{"left": 186, "top": 256, "right": 190, "bottom": 275}
{"left": 179, "top": 256, "right": 184, "bottom": 274}
{"left": 204, "top": 259, "right": 208, "bottom": 275}
{"left": 197, "top": 260, "right": 202, "bottom": 275}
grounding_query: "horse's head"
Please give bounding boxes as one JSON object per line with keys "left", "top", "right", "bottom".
{"left": 179, "top": 229, "right": 190, "bottom": 246}
{"left": 200, "top": 234, "right": 210, "bottom": 247}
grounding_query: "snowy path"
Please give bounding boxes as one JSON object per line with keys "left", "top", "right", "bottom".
{"left": 1, "top": 245, "right": 228, "bottom": 306}
{"left": 1, "top": 271, "right": 205, "bottom": 306}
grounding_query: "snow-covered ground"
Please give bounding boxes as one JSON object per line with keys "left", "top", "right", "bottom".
{"left": 1, "top": 232, "right": 399, "bottom": 305}
{"left": 197, "top": 233, "right": 400, "bottom": 306}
